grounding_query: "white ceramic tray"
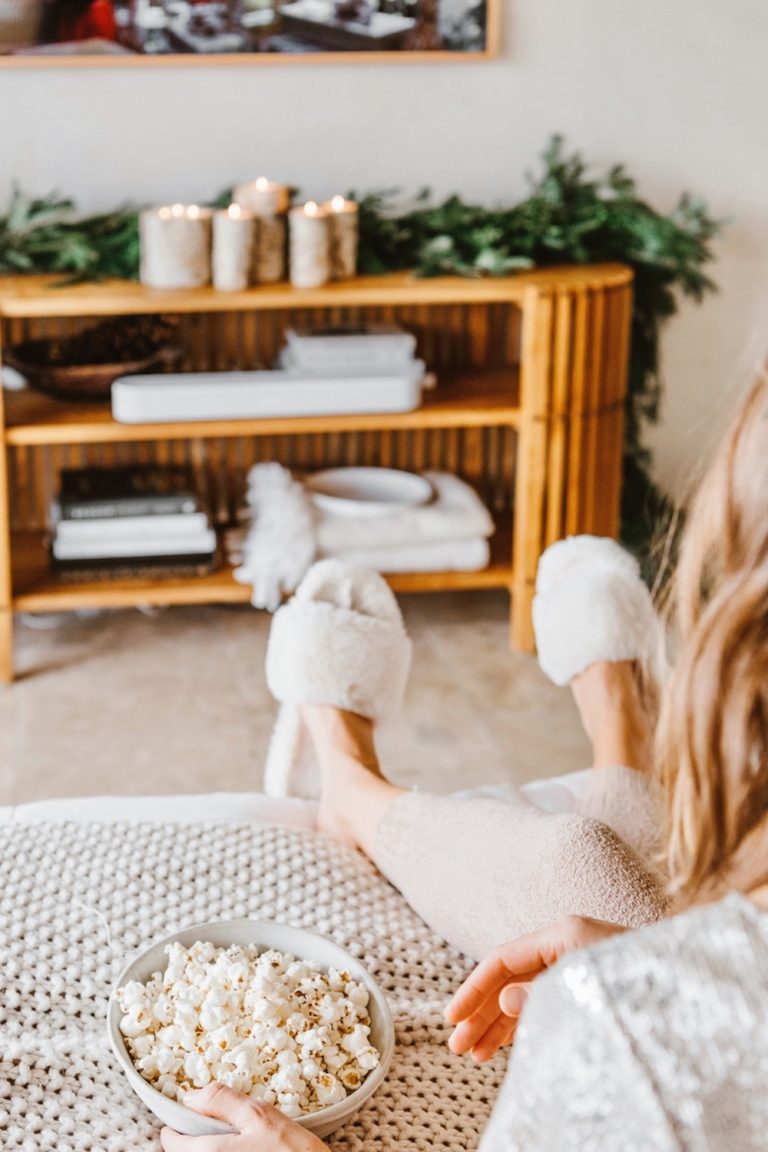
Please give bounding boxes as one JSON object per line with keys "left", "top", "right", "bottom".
{"left": 305, "top": 467, "right": 434, "bottom": 518}
{"left": 111, "top": 366, "right": 424, "bottom": 424}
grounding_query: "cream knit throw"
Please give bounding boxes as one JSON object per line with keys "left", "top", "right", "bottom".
{"left": 0, "top": 822, "right": 506, "bottom": 1151}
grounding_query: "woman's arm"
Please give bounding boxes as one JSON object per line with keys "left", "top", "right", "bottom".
{"left": 476, "top": 948, "right": 680, "bottom": 1152}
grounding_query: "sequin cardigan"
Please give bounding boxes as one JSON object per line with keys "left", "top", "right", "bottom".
{"left": 479, "top": 893, "right": 768, "bottom": 1151}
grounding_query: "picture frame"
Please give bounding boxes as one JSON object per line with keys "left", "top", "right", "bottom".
{"left": 0, "top": 0, "right": 500, "bottom": 63}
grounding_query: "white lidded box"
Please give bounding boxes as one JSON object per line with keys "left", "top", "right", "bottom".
{"left": 107, "top": 919, "right": 395, "bottom": 1140}
{"left": 284, "top": 325, "right": 417, "bottom": 370}
{"left": 111, "top": 366, "right": 424, "bottom": 424}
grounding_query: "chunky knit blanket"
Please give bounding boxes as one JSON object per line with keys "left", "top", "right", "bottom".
{"left": 0, "top": 822, "right": 507, "bottom": 1151}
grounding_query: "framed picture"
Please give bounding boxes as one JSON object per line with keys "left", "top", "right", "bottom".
{"left": 0, "top": 0, "right": 499, "bottom": 62}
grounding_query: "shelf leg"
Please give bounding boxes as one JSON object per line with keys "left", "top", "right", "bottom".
{"left": 0, "top": 330, "right": 13, "bottom": 683}
{"left": 0, "top": 611, "right": 12, "bottom": 684}
{"left": 510, "top": 582, "right": 535, "bottom": 653}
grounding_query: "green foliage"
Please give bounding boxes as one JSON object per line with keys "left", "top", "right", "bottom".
{"left": 0, "top": 187, "right": 139, "bottom": 282}
{"left": 353, "top": 137, "right": 722, "bottom": 549}
{"left": 0, "top": 139, "right": 721, "bottom": 551}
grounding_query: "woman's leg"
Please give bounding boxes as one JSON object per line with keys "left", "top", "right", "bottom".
{"left": 303, "top": 669, "right": 667, "bottom": 961}
{"left": 570, "top": 660, "right": 651, "bottom": 772}
{"left": 569, "top": 661, "right": 663, "bottom": 866}
{"left": 302, "top": 704, "right": 404, "bottom": 854}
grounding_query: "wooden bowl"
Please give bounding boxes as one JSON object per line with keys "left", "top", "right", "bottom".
{"left": 4, "top": 343, "right": 181, "bottom": 402}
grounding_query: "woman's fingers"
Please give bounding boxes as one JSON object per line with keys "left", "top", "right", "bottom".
{"left": 445, "top": 952, "right": 542, "bottom": 1027}
{"left": 172, "top": 1087, "right": 327, "bottom": 1151}
{"left": 448, "top": 986, "right": 527, "bottom": 1056}
{"left": 448, "top": 978, "right": 526, "bottom": 1054}
{"left": 182, "top": 1083, "right": 253, "bottom": 1131}
{"left": 444, "top": 953, "right": 514, "bottom": 1025}
{"left": 160, "top": 1129, "right": 229, "bottom": 1152}
{"left": 444, "top": 949, "right": 541, "bottom": 1022}
{"left": 445, "top": 918, "right": 624, "bottom": 1030}
{"left": 498, "top": 983, "right": 529, "bottom": 1017}
{"left": 452, "top": 984, "right": 529, "bottom": 1063}
{"left": 469, "top": 1010, "right": 521, "bottom": 1064}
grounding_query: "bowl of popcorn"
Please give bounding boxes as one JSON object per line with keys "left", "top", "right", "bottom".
{"left": 107, "top": 920, "right": 395, "bottom": 1139}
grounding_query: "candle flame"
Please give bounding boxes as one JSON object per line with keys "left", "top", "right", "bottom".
{"left": 187, "top": 205, "right": 201, "bottom": 220}
{"left": 170, "top": 203, "right": 185, "bottom": 217}
{"left": 158, "top": 206, "right": 172, "bottom": 220}
{"left": 255, "top": 177, "right": 269, "bottom": 191}
{"left": 305, "top": 200, "right": 319, "bottom": 216}
{"left": 228, "top": 203, "right": 242, "bottom": 218}
{"left": 331, "top": 195, "right": 346, "bottom": 212}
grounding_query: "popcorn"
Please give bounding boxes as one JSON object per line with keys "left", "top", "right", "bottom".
{"left": 341, "top": 1024, "right": 372, "bottom": 1057}
{"left": 116, "top": 941, "right": 381, "bottom": 1117}
{"left": 315, "top": 1073, "right": 347, "bottom": 1107}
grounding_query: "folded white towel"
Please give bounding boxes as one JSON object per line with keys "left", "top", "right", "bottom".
{"left": 315, "top": 472, "right": 495, "bottom": 553}
{"left": 230, "top": 465, "right": 496, "bottom": 608}
{"left": 328, "top": 536, "right": 491, "bottom": 573}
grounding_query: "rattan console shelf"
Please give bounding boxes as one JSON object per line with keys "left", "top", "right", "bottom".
{"left": 0, "top": 266, "right": 632, "bottom": 681}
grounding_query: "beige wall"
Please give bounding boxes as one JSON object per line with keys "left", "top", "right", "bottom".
{"left": 1, "top": 0, "right": 766, "bottom": 496}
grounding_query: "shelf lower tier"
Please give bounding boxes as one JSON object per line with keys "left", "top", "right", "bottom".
{"left": 11, "top": 524, "right": 514, "bottom": 613}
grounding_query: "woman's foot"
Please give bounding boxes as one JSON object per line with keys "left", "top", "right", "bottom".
{"left": 263, "top": 559, "right": 412, "bottom": 800}
{"left": 571, "top": 660, "right": 651, "bottom": 773}
{"left": 532, "top": 535, "right": 659, "bottom": 687}
{"left": 301, "top": 704, "right": 403, "bottom": 851}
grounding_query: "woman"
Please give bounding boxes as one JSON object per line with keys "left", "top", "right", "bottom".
{"left": 162, "top": 370, "right": 768, "bottom": 1150}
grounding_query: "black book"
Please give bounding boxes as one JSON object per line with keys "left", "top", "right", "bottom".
{"left": 52, "top": 552, "right": 219, "bottom": 581}
{"left": 56, "top": 466, "right": 200, "bottom": 521}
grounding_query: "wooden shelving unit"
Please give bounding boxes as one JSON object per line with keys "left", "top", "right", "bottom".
{"left": 0, "top": 265, "right": 633, "bottom": 681}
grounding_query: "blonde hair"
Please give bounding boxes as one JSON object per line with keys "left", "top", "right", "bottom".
{"left": 658, "top": 368, "right": 768, "bottom": 901}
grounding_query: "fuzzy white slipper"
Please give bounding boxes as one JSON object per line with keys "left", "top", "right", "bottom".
{"left": 263, "top": 559, "right": 412, "bottom": 799}
{"left": 532, "top": 535, "right": 658, "bottom": 686}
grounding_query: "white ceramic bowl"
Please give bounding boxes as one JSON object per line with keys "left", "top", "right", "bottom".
{"left": 107, "top": 919, "right": 395, "bottom": 1140}
{"left": 305, "top": 467, "right": 434, "bottom": 518}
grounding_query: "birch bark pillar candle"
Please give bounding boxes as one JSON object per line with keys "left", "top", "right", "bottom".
{"left": 289, "top": 201, "right": 331, "bottom": 289}
{"left": 212, "top": 204, "right": 256, "bottom": 292}
{"left": 139, "top": 204, "right": 212, "bottom": 289}
{"left": 233, "top": 178, "right": 289, "bottom": 284}
{"left": 326, "top": 195, "right": 359, "bottom": 280}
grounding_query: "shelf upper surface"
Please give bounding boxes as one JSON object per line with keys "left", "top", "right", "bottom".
{"left": 0, "top": 266, "right": 633, "bottom": 319}
{"left": 3, "top": 367, "right": 520, "bottom": 445}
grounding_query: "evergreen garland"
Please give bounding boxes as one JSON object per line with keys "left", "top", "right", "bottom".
{"left": 0, "top": 190, "right": 139, "bottom": 281}
{"left": 0, "top": 137, "right": 721, "bottom": 549}
{"left": 352, "top": 138, "right": 721, "bottom": 546}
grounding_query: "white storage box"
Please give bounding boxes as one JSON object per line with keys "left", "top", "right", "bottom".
{"left": 284, "top": 325, "right": 417, "bottom": 370}
{"left": 111, "top": 366, "right": 424, "bottom": 424}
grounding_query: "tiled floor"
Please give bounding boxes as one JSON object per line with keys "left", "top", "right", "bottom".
{"left": 0, "top": 591, "right": 590, "bottom": 805}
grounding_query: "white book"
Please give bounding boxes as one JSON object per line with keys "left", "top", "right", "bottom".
{"left": 55, "top": 512, "right": 211, "bottom": 543}
{"left": 52, "top": 529, "right": 217, "bottom": 561}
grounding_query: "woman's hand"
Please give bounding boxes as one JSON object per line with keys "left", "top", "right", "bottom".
{"left": 160, "top": 1084, "right": 329, "bottom": 1152}
{"left": 444, "top": 916, "right": 625, "bottom": 1063}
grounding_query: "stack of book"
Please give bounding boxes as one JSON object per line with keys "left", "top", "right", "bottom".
{"left": 51, "top": 466, "right": 218, "bottom": 580}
